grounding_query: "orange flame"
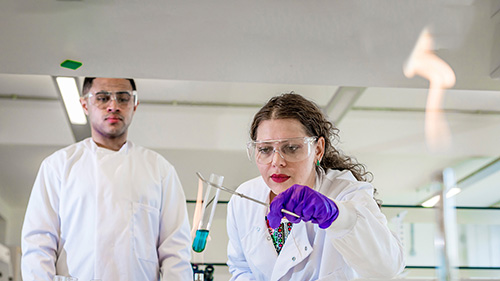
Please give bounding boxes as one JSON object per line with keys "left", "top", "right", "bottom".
{"left": 404, "top": 28, "right": 456, "bottom": 152}
{"left": 191, "top": 178, "right": 204, "bottom": 237}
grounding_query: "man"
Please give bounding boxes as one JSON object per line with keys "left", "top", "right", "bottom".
{"left": 21, "top": 78, "right": 193, "bottom": 280}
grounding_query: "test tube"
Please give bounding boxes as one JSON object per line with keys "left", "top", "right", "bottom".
{"left": 192, "top": 173, "right": 223, "bottom": 252}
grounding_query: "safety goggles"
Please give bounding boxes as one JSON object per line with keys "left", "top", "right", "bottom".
{"left": 247, "top": 136, "right": 318, "bottom": 164}
{"left": 84, "top": 90, "right": 138, "bottom": 108}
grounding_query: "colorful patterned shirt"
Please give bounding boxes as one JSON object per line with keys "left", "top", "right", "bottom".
{"left": 266, "top": 217, "right": 293, "bottom": 255}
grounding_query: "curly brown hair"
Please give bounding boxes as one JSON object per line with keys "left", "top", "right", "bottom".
{"left": 250, "top": 93, "right": 381, "bottom": 205}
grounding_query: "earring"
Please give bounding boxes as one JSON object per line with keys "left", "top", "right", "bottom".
{"left": 316, "top": 160, "right": 320, "bottom": 166}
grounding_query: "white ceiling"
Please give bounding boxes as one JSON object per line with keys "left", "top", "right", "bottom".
{"left": 1, "top": 0, "right": 500, "bottom": 212}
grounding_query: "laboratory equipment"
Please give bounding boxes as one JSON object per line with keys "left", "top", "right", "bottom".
{"left": 194, "top": 272, "right": 204, "bottom": 281}
{"left": 196, "top": 172, "right": 300, "bottom": 218}
{"left": 192, "top": 264, "right": 214, "bottom": 281}
{"left": 192, "top": 264, "right": 204, "bottom": 281}
{"left": 203, "top": 264, "right": 214, "bottom": 281}
{"left": 192, "top": 229, "right": 209, "bottom": 252}
{"left": 192, "top": 173, "right": 223, "bottom": 253}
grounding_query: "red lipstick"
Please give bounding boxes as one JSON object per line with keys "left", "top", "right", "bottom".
{"left": 271, "top": 174, "right": 290, "bottom": 183}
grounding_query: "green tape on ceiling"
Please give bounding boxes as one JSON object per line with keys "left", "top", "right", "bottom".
{"left": 60, "top": 59, "right": 83, "bottom": 70}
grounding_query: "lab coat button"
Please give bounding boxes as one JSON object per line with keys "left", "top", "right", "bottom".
{"left": 256, "top": 227, "right": 260, "bottom": 231}
{"left": 304, "top": 246, "right": 308, "bottom": 251}
{"left": 267, "top": 236, "right": 271, "bottom": 241}
{"left": 292, "top": 257, "right": 296, "bottom": 261}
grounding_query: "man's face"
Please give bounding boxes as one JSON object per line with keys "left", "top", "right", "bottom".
{"left": 80, "top": 78, "right": 138, "bottom": 141}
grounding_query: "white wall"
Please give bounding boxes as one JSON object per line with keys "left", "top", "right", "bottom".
{"left": 0, "top": 197, "right": 27, "bottom": 248}
{"left": 6, "top": 208, "right": 24, "bottom": 247}
{"left": 0, "top": 213, "right": 6, "bottom": 244}
{"left": 0, "top": 197, "right": 11, "bottom": 245}
{"left": 0, "top": 196, "right": 22, "bottom": 281}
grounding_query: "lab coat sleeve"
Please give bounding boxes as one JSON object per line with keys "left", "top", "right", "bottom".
{"left": 326, "top": 187, "right": 405, "bottom": 278}
{"left": 21, "top": 160, "right": 61, "bottom": 281}
{"left": 158, "top": 168, "right": 193, "bottom": 281}
{"left": 226, "top": 198, "right": 256, "bottom": 281}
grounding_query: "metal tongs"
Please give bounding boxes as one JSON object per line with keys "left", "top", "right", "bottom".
{"left": 196, "top": 172, "right": 300, "bottom": 218}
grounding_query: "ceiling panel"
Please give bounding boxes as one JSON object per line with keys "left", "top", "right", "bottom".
{"left": 1, "top": 1, "right": 500, "bottom": 212}
{"left": 358, "top": 87, "right": 500, "bottom": 112}
{"left": 0, "top": 99, "right": 74, "bottom": 145}
{"left": 135, "top": 78, "right": 338, "bottom": 106}
{"left": 357, "top": 87, "right": 429, "bottom": 109}
{"left": 129, "top": 104, "right": 256, "bottom": 151}
{"left": 0, "top": 74, "right": 57, "bottom": 98}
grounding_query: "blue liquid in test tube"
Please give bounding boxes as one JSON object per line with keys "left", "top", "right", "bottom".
{"left": 192, "top": 173, "right": 223, "bottom": 253}
{"left": 192, "top": 229, "right": 209, "bottom": 252}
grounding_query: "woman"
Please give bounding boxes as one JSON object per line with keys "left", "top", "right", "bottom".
{"left": 226, "top": 93, "right": 405, "bottom": 281}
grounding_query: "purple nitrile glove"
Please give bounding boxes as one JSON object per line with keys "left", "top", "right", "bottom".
{"left": 268, "top": 184, "right": 339, "bottom": 229}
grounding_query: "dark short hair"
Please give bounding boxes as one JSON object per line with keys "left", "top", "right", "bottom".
{"left": 82, "top": 77, "right": 136, "bottom": 96}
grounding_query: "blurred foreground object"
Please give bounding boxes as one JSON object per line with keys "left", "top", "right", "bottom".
{"left": 404, "top": 28, "right": 456, "bottom": 152}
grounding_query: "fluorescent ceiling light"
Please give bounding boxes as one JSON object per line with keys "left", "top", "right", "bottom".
{"left": 420, "top": 187, "right": 462, "bottom": 208}
{"left": 446, "top": 187, "right": 461, "bottom": 198}
{"left": 56, "top": 77, "right": 87, "bottom": 125}
{"left": 422, "top": 195, "right": 441, "bottom": 208}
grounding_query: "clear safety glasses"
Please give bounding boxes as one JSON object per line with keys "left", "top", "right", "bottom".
{"left": 247, "top": 136, "right": 318, "bottom": 164}
{"left": 84, "top": 90, "right": 138, "bottom": 109}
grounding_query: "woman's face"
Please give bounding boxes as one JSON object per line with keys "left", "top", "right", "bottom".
{"left": 254, "top": 118, "right": 324, "bottom": 197}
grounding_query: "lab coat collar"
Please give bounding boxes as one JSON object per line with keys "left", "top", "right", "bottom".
{"left": 85, "top": 138, "right": 132, "bottom": 154}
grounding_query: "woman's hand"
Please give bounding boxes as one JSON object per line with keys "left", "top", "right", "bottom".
{"left": 268, "top": 184, "right": 339, "bottom": 229}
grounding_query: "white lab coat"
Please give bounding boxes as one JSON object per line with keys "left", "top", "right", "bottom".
{"left": 22, "top": 138, "right": 193, "bottom": 281}
{"left": 227, "top": 169, "right": 405, "bottom": 281}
